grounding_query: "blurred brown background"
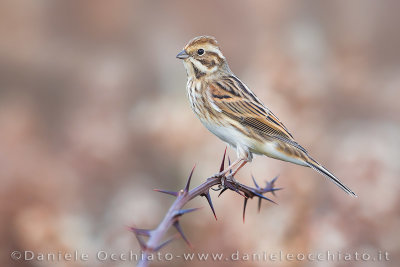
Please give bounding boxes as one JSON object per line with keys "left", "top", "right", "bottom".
{"left": 1, "top": 0, "right": 399, "bottom": 266}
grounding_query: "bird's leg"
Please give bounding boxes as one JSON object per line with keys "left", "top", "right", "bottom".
{"left": 229, "top": 160, "right": 248, "bottom": 177}
{"left": 226, "top": 160, "right": 249, "bottom": 187}
{"left": 214, "top": 145, "right": 252, "bottom": 184}
{"left": 211, "top": 158, "right": 242, "bottom": 191}
{"left": 226, "top": 147, "right": 252, "bottom": 185}
{"left": 217, "top": 158, "right": 243, "bottom": 177}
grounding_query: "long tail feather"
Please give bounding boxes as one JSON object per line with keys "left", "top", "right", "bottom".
{"left": 307, "top": 159, "right": 357, "bottom": 197}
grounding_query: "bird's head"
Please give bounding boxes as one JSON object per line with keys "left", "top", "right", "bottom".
{"left": 177, "top": 36, "right": 229, "bottom": 78}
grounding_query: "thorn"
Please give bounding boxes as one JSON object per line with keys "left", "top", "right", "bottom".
{"left": 173, "top": 221, "right": 192, "bottom": 248}
{"left": 218, "top": 187, "right": 228, "bottom": 197}
{"left": 154, "top": 236, "right": 176, "bottom": 252}
{"left": 153, "top": 189, "right": 178, "bottom": 197}
{"left": 251, "top": 174, "right": 260, "bottom": 189}
{"left": 266, "top": 187, "right": 283, "bottom": 195}
{"left": 257, "top": 198, "right": 262, "bottom": 213}
{"left": 243, "top": 197, "right": 248, "bottom": 223}
{"left": 174, "top": 208, "right": 200, "bottom": 217}
{"left": 201, "top": 190, "right": 217, "bottom": 220}
{"left": 184, "top": 165, "right": 196, "bottom": 193}
{"left": 263, "top": 175, "right": 282, "bottom": 196}
{"left": 225, "top": 180, "right": 247, "bottom": 198}
{"left": 219, "top": 147, "right": 227, "bottom": 172}
{"left": 266, "top": 175, "right": 279, "bottom": 196}
{"left": 231, "top": 186, "right": 247, "bottom": 198}
{"left": 132, "top": 231, "right": 147, "bottom": 250}
{"left": 270, "top": 175, "right": 279, "bottom": 184}
{"left": 253, "top": 191, "right": 277, "bottom": 204}
{"left": 129, "top": 226, "right": 151, "bottom": 237}
{"left": 227, "top": 157, "right": 232, "bottom": 174}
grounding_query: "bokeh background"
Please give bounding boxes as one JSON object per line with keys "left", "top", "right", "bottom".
{"left": 1, "top": 1, "right": 399, "bottom": 266}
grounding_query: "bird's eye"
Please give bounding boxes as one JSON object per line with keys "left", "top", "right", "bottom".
{"left": 197, "top": 49, "right": 205, "bottom": 55}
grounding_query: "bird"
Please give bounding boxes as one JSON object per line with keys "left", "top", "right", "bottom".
{"left": 176, "top": 35, "right": 356, "bottom": 197}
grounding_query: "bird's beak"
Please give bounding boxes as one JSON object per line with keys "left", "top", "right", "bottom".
{"left": 176, "top": 50, "right": 189, "bottom": 59}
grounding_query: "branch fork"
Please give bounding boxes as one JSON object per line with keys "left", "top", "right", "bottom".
{"left": 131, "top": 148, "right": 281, "bottom": 267}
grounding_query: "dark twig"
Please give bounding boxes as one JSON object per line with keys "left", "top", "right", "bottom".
{"left": 132, "top": 149, "right": 280, "bottom": 267}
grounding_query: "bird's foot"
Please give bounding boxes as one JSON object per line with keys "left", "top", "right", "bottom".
{"left": 212, "top": 168, "right": 230, "bottom": 179}
{"left": 210, "top": 175, "right": 227, "bottom": 192}
{"left": 226, "top": 173, "right": 241, "bottom": 189}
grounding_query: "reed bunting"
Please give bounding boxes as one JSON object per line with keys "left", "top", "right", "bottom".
{"left": 177, "top": 36, "right": 356, "bottom": 197}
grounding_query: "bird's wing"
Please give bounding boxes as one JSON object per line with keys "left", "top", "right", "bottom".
{"left": 207, "top": 76, "right": 307, "bottom": 153}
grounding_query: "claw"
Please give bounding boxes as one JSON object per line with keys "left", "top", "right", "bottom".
{"left": 211, "top": 185, "right": 222, "bottom": 191}
{"left": 218, "top": 187, "right": 228, "bottom": 197}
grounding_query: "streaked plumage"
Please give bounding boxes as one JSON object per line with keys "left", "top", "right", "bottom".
{"left": 177, "top": 36, "right": 356, "bottom": 197}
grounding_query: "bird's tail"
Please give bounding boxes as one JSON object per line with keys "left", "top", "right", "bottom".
{"left": 306, "top": 158, "right": 357, "bottom": 197}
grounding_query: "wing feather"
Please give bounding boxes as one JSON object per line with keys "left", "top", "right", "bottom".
{"left": 207, "top": 76, "right": 306, "bottom": 152}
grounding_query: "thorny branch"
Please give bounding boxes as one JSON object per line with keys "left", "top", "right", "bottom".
{"left": 130, "top": 149, "right": 281, "bottom": 267}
